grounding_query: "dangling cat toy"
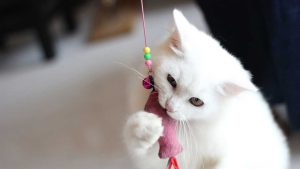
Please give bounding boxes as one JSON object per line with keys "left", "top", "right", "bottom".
{"left": 140, "top": 1, "right": 183, "bottom": 168}
{"left": 143, "top": 76, "right": 183, "bottom": 168}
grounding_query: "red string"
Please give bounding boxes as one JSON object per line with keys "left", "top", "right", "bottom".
{"left": 167, "top": 157, "right": 180, "bottom": 169}
{"left": 140, "top": 0, "right": 148, "bottom": 47}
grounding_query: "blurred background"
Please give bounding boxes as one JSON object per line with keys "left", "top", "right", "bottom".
{"left": 0, "top": 0, "right": 299, "bottom": 168}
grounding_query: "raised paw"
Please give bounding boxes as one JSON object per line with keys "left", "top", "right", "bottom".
{"left": 124, "top": 111, "right": 164, "bottom": 151}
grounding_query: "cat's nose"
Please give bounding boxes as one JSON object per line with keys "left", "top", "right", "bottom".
{"left": 166, "top": 100, "right": 175, "bottom": 113}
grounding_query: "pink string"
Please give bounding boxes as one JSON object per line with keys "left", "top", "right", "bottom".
{"left": 140, "top": 0, "right": 148, "bottom": 47}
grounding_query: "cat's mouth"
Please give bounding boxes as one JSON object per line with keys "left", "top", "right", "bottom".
{"left": 156, "top": 91, "right": 182, "bottom": 120}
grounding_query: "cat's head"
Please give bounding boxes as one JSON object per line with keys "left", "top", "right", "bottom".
{"left": 152, "top": 9, "right": 257, "bottom": 121}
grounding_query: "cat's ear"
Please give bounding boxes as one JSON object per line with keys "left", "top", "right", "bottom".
{"left": 217, "top": 71, "right": 258, "bottom": 96}
{"left": 170, "top": 9, "right": 191, "bottom": 55}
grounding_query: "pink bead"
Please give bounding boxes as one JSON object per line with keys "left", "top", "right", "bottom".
{"left": 145, "top": 60, "right": 152, "bottom": 69}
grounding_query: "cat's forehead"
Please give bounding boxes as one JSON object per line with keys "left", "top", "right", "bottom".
{"left": 180, "top": 64, "right": 212, "bottom": 90}
{"left": 157, "top": 57, "right": 212, "bottom": 90}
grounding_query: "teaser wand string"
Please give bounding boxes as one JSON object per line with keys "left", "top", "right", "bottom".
{"left": 140, "top": 0, "right": 148, "bottom": 47}
{"left": 139, "top": 1, "right": 181, "bottom": 169}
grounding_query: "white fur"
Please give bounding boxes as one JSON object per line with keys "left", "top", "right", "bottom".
{"left": 124, "top": 9, "right": 289, "bottom": 169}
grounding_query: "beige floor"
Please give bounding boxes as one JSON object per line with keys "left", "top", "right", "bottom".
{"left": 0, "top": 1, "right": 299, "bottom": 169}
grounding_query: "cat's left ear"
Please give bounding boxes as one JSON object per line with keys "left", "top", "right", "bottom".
{"left": 217, "top": 71, "right": 258, "bottom": 96}
{"left": 170, "top": 9, "right": 192, "bottom": 55}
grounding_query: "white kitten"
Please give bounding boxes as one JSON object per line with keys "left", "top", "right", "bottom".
{"left": 124, "top": 9, "right": 289, "bottom": 169}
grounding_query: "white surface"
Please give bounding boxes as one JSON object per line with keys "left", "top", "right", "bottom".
{"left": 0, "top": 1, "right": 299, "bottom": 169}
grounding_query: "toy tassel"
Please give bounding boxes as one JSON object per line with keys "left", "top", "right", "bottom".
{"left": 167, "top": 157, "right": 180, "bottom": 169}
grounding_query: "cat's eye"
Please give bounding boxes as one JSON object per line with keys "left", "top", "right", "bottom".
{"left": 167, "top": 74, "right": 177, "bottom": 88}
{"left": 189, "top": 97, "right": 204, "bottom": 107}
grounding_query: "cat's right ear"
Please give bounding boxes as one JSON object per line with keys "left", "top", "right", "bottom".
{"left": 217, "top": 71, "right": 258, "bottom": 96}
{"left": 169, "top": 9, "right": 191, "bottom": 56}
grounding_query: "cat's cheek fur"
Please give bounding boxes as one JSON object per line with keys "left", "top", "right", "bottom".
{"left": 153, "top": 72, "right": 172, "bottom": 110}
{"left": 157, "top": 89, "right": 168, "bottom": 109}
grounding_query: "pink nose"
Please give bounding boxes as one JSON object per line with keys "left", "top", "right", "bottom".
{"left": 166, "top": 101, "right": 175, "bottom": 112}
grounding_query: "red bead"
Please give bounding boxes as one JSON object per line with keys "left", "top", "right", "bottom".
{"left": 143, "top": 76, "right": 152, "bottom": 89}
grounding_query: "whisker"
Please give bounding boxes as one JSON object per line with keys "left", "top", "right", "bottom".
{"left": 115, "top": 62, "right": 167, "bottom": 92}
{"left": 183, "top": 120, "right": 191, "bottom": 153}
{"left": 150, "top": 79, "right": 166, "bottom": 92}
{"left": 177, "top": 120, "right": 187, "bottom": 169}
{"left": 186, "top": 120, "right": 204, "bottom": 169}
{"left": 136, "top": 76, "right": 162, "bottom": 91}
{"left": 181, "top": 119, "right": 191, "bottom": 169}
{"left": 180, "top": 116, "right": 201, "bottom": 169}
{"left": 114, "top": 61, "right": 146, "bottom": 78}
{"left": 186, "top": 121, "right": 198, "bottom": 158}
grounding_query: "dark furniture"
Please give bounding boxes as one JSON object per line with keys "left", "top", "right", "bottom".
{"left": 196, "top": 0, "right": 300, "bottom": 131}
{"left": 0, "top": 0, "right": 79, "bottom": 60}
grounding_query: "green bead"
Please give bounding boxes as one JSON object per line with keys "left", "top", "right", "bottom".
{"left": 144, "top": 53, "right": 152, "bottom": 60}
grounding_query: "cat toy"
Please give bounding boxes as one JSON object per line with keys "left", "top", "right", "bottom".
{"left": 140, "top": 1, "right": 182, "bottom": 169}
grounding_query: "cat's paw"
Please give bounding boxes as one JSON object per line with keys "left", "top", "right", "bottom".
{"left": 124, "top": 111, "right": 163, "bottom": 152}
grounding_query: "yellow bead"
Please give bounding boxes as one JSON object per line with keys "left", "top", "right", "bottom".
{"left": 144, "top": 47, "right": 151, "bottom": 54}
